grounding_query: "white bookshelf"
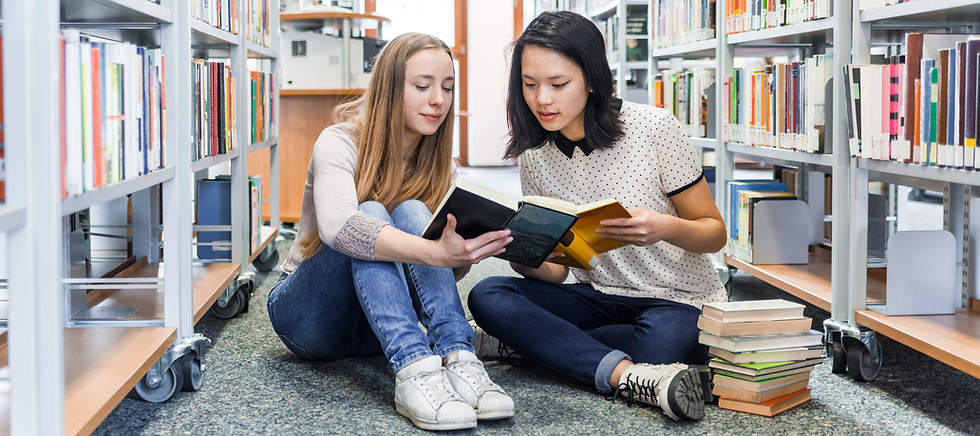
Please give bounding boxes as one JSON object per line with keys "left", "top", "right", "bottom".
{"left": 587, "top": 0, "right": 651, "bottom": 104}
{"left": 842, "top": 0, "right": 980, "bottom": 380}
{"left": 0, "top": 0, "right": 281, "bottom": 433}
{"left": 640, "top": 0, "right": 980, "bottom": 382}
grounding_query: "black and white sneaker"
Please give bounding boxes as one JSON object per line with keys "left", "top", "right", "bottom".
{"left": 470, "top": 320, "right": 526, "bottom": 366}
{"left": 615, "top": 363, "right": 705, "bottom": 421}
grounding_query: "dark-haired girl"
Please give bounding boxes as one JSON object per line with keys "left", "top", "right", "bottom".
{"left": 468, "top": 11, "right": 727, "bottom": 422}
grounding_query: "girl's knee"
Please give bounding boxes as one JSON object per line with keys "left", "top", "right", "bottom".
{"left": 394, "top": 199, "right": 428, "bottom": 214}
{"left": 359, "top": 201, "right": 391, "bottom": 221}
{"left": 391, "top": 199, "right": 432, "bottom": 235}
{"left": 468, "top": 276, "right": 518, "bottom": 306}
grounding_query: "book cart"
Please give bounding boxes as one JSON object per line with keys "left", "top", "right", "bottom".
{"left": 639, "top": 0, "right": 980, "bottom": 383}
{"left": 0, "top": 0, "right": 280, "bottom": 433}
{"left": 838, "top": 0, "right": 980, "bottom": 382}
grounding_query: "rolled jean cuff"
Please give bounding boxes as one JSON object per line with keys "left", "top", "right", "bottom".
{"left": 595, "top": 350, "right": 632, "bottom": 394}
{"left": 391, "top": 350, "right": 436, "bottom": 374}
{"left": 438, "top": 343, "right": 475, "bottom": 361}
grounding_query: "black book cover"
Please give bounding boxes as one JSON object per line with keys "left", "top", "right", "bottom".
{"left": 422, "top": 181, "right": 578, "bottom": 268}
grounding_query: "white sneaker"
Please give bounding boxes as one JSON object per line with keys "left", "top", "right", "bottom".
{"left": 616, "top": 363, "right": 704, "bottom": 421}
{"left": 394, "top": 355, "right": 477, "bottom": 430}
{"left": 445, "top": 350, "right": 516, "bottom": 420}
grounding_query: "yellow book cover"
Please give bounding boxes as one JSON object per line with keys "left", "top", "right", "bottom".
{"left": 522, "top": 197, "right": 632, "bottom": 270}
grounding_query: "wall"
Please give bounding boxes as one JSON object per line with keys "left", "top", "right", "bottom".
{"left": 466, "top": 0, "right": 514, "bottom": 166}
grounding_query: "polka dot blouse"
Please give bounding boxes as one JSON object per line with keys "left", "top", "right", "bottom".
{"left": 519, "top": 101, "right": 727, "bottom": 309}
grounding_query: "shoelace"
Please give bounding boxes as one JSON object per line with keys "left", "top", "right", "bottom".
{"left": 607, "top": 372, "right": 657, "bottom": 409}
{"left": 450, "top": 360, "right": 497, "bottom": 395}
{"left": 417, "top": 369, "right": 462, "bottom": 405}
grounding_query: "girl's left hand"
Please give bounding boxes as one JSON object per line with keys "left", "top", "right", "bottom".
{"left": 593, "top": 208, "right": 674, "bottom": 247}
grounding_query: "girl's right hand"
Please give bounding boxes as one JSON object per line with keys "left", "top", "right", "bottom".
{"left": 435, "top": 214, "right": 512, "bottom": 268}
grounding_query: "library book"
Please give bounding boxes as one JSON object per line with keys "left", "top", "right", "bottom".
{"left": 422, "top": 178, "right": 631, "bottom": 269}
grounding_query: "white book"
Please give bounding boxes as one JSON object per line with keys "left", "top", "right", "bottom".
{"left": 859, "top": 65, "right": 882, "bottom": 160}
{"left": 104, "top": 42, "right": 131, "bottom": 185}
{"left": 63, "top": 29, "right": 84, "bottom": 196}
{"left": 699, "top": 330, "right": 823, "bottom": 353}
{"left": 701, "top": 299, "right": 806, "bottom": 323}
{"left": 79, "top": 37, "right": 94, "bottom": 191}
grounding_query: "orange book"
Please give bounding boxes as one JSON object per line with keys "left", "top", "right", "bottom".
{"left": 713, "top": 379, "right": 809, "bottom": 403}
{"left": 655, "top": 80, "right": 664, "bottom": 108}
{"left": 718, "top": 389, "right": 811, "bottom": 417}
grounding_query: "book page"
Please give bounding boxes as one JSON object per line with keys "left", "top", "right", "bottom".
{"left": 455, "top": 177, "right": 519, "bottom": 210}
{"left": 519, "top": 195, "right": 577, "bottom": 214}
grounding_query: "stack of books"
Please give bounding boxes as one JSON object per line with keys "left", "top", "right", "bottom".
{"left": 697, "top": 299, "right": 823, "bottom": 416}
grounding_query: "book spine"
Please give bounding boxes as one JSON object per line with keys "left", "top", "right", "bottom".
{"left": 964, "top": 40, "right": 979, "bottom": 170}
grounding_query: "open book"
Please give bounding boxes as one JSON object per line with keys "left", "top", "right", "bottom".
{"left": 422, "top": 178, "right": 631, "bottom": 269}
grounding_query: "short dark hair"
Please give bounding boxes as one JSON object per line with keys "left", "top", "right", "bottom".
{"left": 504, "top": 11, "right": 624, "bottom": 159}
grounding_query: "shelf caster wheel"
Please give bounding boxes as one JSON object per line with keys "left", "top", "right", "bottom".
{"left": 252, "top": 249, "right": 279, "bottom": 272}
{"left": 135, "top": 363, "right": 183, "bottom": 403}
{"left": 829, "top": 337, "right": 847, "bottom": 374}
{"left": 846, "top": 340, "right": 883, "bottom": 382}
{"left": 178, "top": 354, "right": 205, "bottom": 392}
{"left": 209, "top": 287, "right": 245, "bottom": 319}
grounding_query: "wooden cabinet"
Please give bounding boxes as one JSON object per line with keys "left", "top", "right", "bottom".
{"left": 250, "top": 90, "right": 361, "bottom": 223}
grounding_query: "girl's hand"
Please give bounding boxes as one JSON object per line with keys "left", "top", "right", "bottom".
{"left": 435, "top": 214, "right": 512, "bottom": 268}
{"left": 594, "top": 208, "right": 673, "bottom": 247}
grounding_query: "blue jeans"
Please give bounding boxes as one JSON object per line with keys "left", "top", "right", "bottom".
{"left": 468, "top": 277, "right": 707, "bottom": 393}
{"left": 268, "top": 200, "right": 474, "bottom": 372}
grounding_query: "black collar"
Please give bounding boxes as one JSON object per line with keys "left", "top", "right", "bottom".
{"left": 552, "top": 98, "right": 623, "bottom": 159}
{"left": 554, "top": 132, "right": 592, "bottom": 158}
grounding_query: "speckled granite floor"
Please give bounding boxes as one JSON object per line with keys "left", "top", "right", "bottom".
{"left": 91, "top": 231, "right": 980, "bottom": 436}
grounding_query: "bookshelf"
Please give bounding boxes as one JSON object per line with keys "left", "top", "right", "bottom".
{"left": 836, "top": 0, "right": 980, "bottom": 382}
{"left": 587, "top": 0, "right": 651, "bottom": 104}
{"left": 255, "top": 11, "right": 388, "bottom": 223}
{"left": 648, "top": 0, "right": 847, "bottom": 376}
{"left": 639, "top": 0, "right": 980, "bottom": 383}
{"left": 0, "top": 0, "right": 280, "bottom": 433}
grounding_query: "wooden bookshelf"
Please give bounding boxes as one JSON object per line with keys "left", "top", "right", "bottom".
{"left": 2, "top": 326, "right": 177, "bottom": 436}
{"left": 86, "top": 259, "right": 240, "bottom": 324}
{"left": 64, "top": 327, "right": 176, "bottom": 436}
{"left": 280, "top": 10, "right": 390, "bottom": 26}
{"left": 249, "top": 226, "right": 279, "bottom": 264}
{"left": 726, "top": 246, "right": 886, "bottom": 313}
{"left": 1, "top": 0, "right": 282, "bottom": 431}
{"left": 855, "top": 308, "right": 980, "bottom": 379}
{"left": 280, "top": 89, "right": 364, "bottom": 96}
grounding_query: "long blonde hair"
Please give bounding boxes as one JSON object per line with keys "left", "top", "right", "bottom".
{"left": 298, "top": 33, "right": 456, "bottom": 258}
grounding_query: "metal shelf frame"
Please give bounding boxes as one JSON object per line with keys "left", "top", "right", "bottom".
{"left": 0, "top": 0, "right": 281, "bottom": 432}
